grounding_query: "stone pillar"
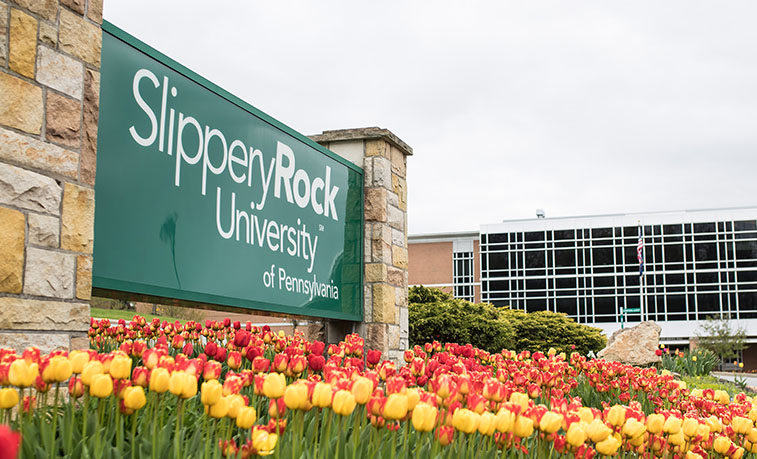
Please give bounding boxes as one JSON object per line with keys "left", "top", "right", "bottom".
{"left": 310, "top": 128, "right": 412, "bottom": 362}
{"left": 0, "top": 0, "right": 102, "bottom": 353}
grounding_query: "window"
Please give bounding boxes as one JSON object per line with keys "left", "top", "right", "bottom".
{"left": 453, "top": 239, "right": 475, "bottom": 302}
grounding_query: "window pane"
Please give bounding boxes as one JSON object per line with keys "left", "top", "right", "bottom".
{"left": 592, "top": 247, "right": 613, "bottom": 266}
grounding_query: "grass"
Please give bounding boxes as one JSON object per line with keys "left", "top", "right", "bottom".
{"left": 90, "top": 307, "right": 186, "bottom": 325}
{"left": 682, "top": 374, "right": 757, "bottom": 397}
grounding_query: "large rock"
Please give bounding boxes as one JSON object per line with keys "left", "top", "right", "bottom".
{"left": 598, "top": 321, "right": 662, "bottom": 366}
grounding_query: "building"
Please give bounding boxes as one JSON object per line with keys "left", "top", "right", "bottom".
{"left": 409, "top": 207, "right": 757, "bottom": 368}
{"left": 408, "top": 231, "right": 480, "bottom": 302}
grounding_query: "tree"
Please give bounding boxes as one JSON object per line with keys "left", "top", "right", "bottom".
{"left": 696, "top": 315, "right": 746, "bottom": 363}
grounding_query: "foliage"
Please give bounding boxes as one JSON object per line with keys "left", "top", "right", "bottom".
{"left": 696, "top": 315, "right": 747, "bottom": 363}
{"left": 409, "top": 287, "right": 606, "bottom": 356}
{"left": 659, "top": 348, "right": 720, "bottom": 377}
{"left": 681, "top": 375, "right": 757, "bottom": 397}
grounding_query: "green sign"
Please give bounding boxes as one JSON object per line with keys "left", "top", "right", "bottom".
{"left": 93, "top": 22, "right": 363, "bottom": 321}
{"left": 623, "top": 308, "right": 641, "bottom": 314}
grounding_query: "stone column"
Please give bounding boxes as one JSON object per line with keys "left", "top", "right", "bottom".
{"left": 310, "top": 128, "right": 412, "bottom": 362}
{"left": 0, "top": 0, "right": 102, "bottom": 353}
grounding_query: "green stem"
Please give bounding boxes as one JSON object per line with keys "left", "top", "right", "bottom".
{"left": 311, "top": 409, "right": 320, "bottom": 459}
{"left": 117, "top": 402, "right": 123, "bottom": 453}
{"left": 152, "top": 393, "right": 160, "bottom": 459}
{"left": 131, "top": 413, "right": 138, "bottom": 459}
{"left": 335, "top": 415, "right": 342, "bottom": 459}
{"left": 49, "top": 383, "right": 60, "bottom": 458}
{"left": 174, "top": 398, "right": 184, "bottom": 459}
{"left": 82, "top": 392, "right": 89, "bottom": 442}
{"left": 324, "top": 409, "right": 333, "bottom": 457}
{"left": 430, "top": 429, "right": 439, "bottom": 459}
{"left": 352, "top": 407, "right": 361, "bottom": 459}
{"left": 390, "top": 427, "right": 397, "bottom": 459}
{"left": 95, "top": 398, "right": 104, "bottom": 456}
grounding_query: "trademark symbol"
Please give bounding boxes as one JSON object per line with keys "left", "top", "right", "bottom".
{"left": 319, "top": 224, "right": 324, "bottom": 232}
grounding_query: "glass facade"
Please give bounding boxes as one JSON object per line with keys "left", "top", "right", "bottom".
{"left": 453, "top": 251, "right": 475, "bottom": 302}
{"left": 480, "top": 216, "right": 757, "bottom": 324}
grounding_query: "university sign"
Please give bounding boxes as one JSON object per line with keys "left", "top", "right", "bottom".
{"left": 93, "top": 22, "right": 364, "bottom": 320}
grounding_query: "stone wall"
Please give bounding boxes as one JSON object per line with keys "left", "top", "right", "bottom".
{"left": 310, "top": 128, "right": 411, "bottom": 362}
{"left": 0, "top": 0, "right": 101, "bottom": 353}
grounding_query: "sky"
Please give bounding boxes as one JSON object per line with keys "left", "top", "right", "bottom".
{"left": 104, "top": 1, "right": 757, "bottom": 235}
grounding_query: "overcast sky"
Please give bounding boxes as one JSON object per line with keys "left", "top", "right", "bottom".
{"left": 105, "top": 1, "right": 757, "bottom": 235}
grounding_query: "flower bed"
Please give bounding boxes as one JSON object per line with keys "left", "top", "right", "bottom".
{"left": 0, "top": 316, "right": 756, "bottom": 458}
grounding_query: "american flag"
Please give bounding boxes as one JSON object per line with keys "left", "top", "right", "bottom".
{"left": 637, "top": 225, "right": 644, "bottom": 276}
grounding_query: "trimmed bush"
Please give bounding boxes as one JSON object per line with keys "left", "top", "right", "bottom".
{"left": 409, "top": 286, "right": 606, "bottom": 355}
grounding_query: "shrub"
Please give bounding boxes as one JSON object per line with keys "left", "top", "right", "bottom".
{"left": 409, "top": 286, "right": 606, "bottom": 355}
{"left": 659, "top": 348, "right": 720, "bottom": 377}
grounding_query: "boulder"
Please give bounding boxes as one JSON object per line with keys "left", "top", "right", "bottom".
{"left": 597, "top": 321, "right": 661, "bottom": 366}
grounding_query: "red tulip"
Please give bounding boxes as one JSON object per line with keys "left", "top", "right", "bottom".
{"left": 0, "top": 425, "right": 20, "bottom": 459}
{"left": 307, "top": 354, "right": 325, "bottom": 372}
{"left": 366, "top": 350, "right": 382, "bottom": 368}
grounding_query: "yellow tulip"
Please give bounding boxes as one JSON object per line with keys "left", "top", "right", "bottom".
{"left": 606, "top": 405, "right": 625, "bottom": 427}
{"left": 252, "top": 428, "right": 278, "bottom": 456}
{"left": 406, "top": 388, "right": 420, "bottom": 411}
{"left": 714, "top": 435, "right": 732, "bottom": 454}
{"left": 90, "top": 374, "right": 113, "bottom": 398}
{"left": 509, "top": 392, "right": 529, "bottom": 411}
{"left": 109, "top": 354, "right": 132, "bottom": 380}
{"left": 236, "top": 406, "right": 257, "bottom": 429}
{"left": 202, "top": 380, "right": 223, "bottom": 406}
{"left": 149, "top": 367, "right": 170, "bottom": 393}
{"left": 227, "top": 394, "right": 245, "bottom": 418}
{"left": 478, "top": 411, "right": 496, "bottom": 436}
{"left": 262, "top": 373, "right": 286, "bottom": 399}
{"left": 577, "top": 407, "right": 594, "bottom": 423}
{"left": 312, "top": 382, "right": 333, "bottom": 408}
{"left": 566, "top": 423, "right": 586, "bottom": 447}
{"left": 411, "top": 402, "right": 437, "bottom": 432}
{"left": 384, "top": 393, "right": 409, "bottom": 421}
{"left": 646, "top": 413, "right": 664, "bottom": 434}
{"left": 622, "top": 418, "right": 645, "bottom": 439}
{"left": 351, "top": 377, "right": 372, "bottom": 405}
{"left": 208, "top": 396, "right": 230, "bottom": 418}
{"left": 69, "top": 350, "right": 90, "bottom": 374}
{"left": 284, "top": 383, "right": 309, "bottom": 411}
{"left": 663, "top": 415, "right": 682, "bottom": 435}
{"left": 169, "top": 371, "right": 186, "bottom": 397}
{"left": 714, "top": 390, "right": 730, "bottom": 405}
{"left": 123, "top": 386, "right": 146, "bottom": 410}
{"left": 333, "top": 390, "right": 356, "bottom": 416}
{"left": 0, "top": 388, "right": 19, "bottom": 409}
{"left": 595, "top": 435, "right": 620, "bottom": 456}
{"left": 587, "top": 419, "right": 611, "bottom": 443}
{"left": 181, "top": 372, "right": 198, "bottom": 399}
{"left": 452, "top": 408, "right": 479, "bottom": 435}
{"left": 539, "top": 411, "right": 563, "bottom": 434}
{"left": 81, "top": 361, "right": 104, "bottom": 386}
{"left": 668, "top": 430, "right": 685, "bottom": 446}
{"left": 9, "top": 359, "right": 38, "bottom": 387}
{"left": 513, "top": 415, "right": 534, "bottom": 438}
{"left": 706, "top": 415, "right": 722, "bottom": 433}
{"left": 495, "top": 408, "right": 515, "bottom": 433}
{"left": 732, "top": 416, "right": 751, "bottom": 435}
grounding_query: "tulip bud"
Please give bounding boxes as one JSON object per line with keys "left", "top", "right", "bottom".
{"left": 383, "top": 393, "right": 409, "bottom": 421}
{"left": 333, "top": 390, "right": 357, "bottom": 416}
{"left": 227, "top": 394, "right": 245, "bottom": 418}
{"left": 622, "top": 418, "right": 645, "bottom": 439}
{"left": 227, "top": 351, "right": 242, "bottom": 370}
{"left": 202, "top": 361, "right": 222, "bottom": 381}
{"left": 495, "top": 408, "right": 515, "bottom": 433}
{"left": 411, "top": 402, "right": 437, "bottom": 432}
{"left": 208, "top": 396, "right": 230, "bottom": 418}
{"left": 587, "top": 419, "right": 611, "bottom": 443}
{"left": 606, "top": 405, "right": 625, "bottom": 427}
{"left": 284, "top": 383, "right": 309, "bottom": 411}
{"left": 69, "top": 351, "right": 90, "bottom": 374}
{"left": 595, "top": 435, "right": 621, "bottom": 456}
{"left": 312, "top": 382, "right": 333, "bottom": 408}
{"left": 110, "top": 354, "right": 132, "bottom": 380}
{"left": 478, "top": 411, "right": 496, "bottom": 436}
{"left": 124, "top": 386, "right": 147, "bottom": 411}
{"left": 149, "top": 368, "right": 170, "bottom": 393}
{"left": 181, "top": 372, "right": 198, "bottom": 399}
{"left": 262, "top": 373, "right": 286, "bottom": 399}
{"left": 646, "top": 413, "right": 664, "bottom": 434}
{"left": 0, "top": 387, "right": 19, "bottom": 409}
{"left": 436, "top": 425, "right": 454, "bottom": 446}
{"left": 566, "top": 422, "right": 586, "bottom": 447}
{"left": 202, "top": 380, "right": 223, "bottom": 406}
{"left": 68, "top": 377, "right": 84, "bottom": 398}
{"left": 81, "top": 360, "right": 104, "bottom": 386}
{"left": 663, "top": 415, "right": 682, "bottom": 435}
{"left": 539, "top": 411, "right": 563, "bottom": 434}
{"left": 90, "top": 374, "right": 114, "bottom": 398}
{"left": 236, "top": 406, "right": 257, "bottom": 429}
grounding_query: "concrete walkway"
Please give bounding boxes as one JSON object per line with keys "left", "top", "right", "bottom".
{"left": 711, "top": 372, "right": 757, "bottom": 391}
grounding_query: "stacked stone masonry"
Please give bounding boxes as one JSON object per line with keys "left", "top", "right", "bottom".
{"left": 310, "top": 128, "right": 412, "bottom": 363}
{"left": 0, "top": 0, "right": 101, "bottom": 354}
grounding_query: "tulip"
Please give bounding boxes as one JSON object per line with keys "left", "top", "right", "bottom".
{"left": 227, "top": 351, "right": 242, "bottom": 370}
{"left": 90, "top": 374, "right": 113, "bottom": 398}
{"left": 262, "top": 373, "right": 286, "bottom": 399}
{"left": 123, "top": 386, "right": 146, "bottom": 410}
{"left": 312, "top": 382, "right": 333, "bottom": 408}
{"left": 513, "top": 415, "right": 534, "bottom": 438}
{"left": 0, "top": 388, "right": 19, "bottom": 409}
{"left": 208, "top": 396, "right": 230, "bottom": 418}
{"left": 622, "top": 418, "right": 645, "bottom": 439}
{"left": 251, "top": 427, "right": 278, "bottom": 456}
{"left": 202, "top": 361, "right": 222, "bottom": 381}
{"left": 606, "top": 405, "right": 625, "bottom": 427}
{"left": 646, "top": 413, "right": 664, "bottom": 434}
{"left": 566, "top": 422, "right": 586, "bottom": 447}
{"left": 351, "top": 376, "right": 373, "bottom": 405}
{"left": 132, "top": 366, "right": 149, "bottom": 387}
{"left": 411, "top": 402, "right": 437, "bottom": 432}
{"left": 539, "top": 411, "right": 563, "bottom": 434}
{"left": 509, "top": 392, "right": 529, "bottom": 411}
{"left": 732, "top": 416, "right": 751, "bottom": 435}
{"left": 595, "top": 435, "right": 621, "bottom": 456}
{"left": 227, "top": 394, "right": 245, "bottom": 418}
{"left": 81, "top": 360, "right": 104, "bottom": 386}
{"left": 331, "top": 390, "right": 356, "bottom": 417}
{"left": 149, "top": 368, "right": 170, "bottom": 393}
{"left": 180, "top": 372, "right": 198, "bottom": 399}
{"left": 587, "top": 419, "right": 611, "bottom": 443}
{"left": 109, "top": 354, "right": 132, "bottom": 380}
{"left": 236, "top": 406, "right": 257, "bottom": 429}
{"left": 268, "top": 398, "right": 286, "bottom": 419}
{"left": 51, "top": 356, "right": 73, "bottom": 382}
{"left": 9, "top": 359, "right": 38, "bottom": 387}
{"left": 668, "top": 429, "right": 685, "bottom": 446}
{"left": 495, "top": 408, "right": 515, "bottom": 433}
{"left": 478, "top": 411, "right": 496, "bottom": 436}
{"left": 662, "top": 415, "right": 682, "bottom": 435}
{"left": 288, "top": 355, "right": 307, "bottom": 375}
{"left": 284, "top": 383, "right": 309, "bottom": 411}
{"left": 202, "top": 380, "right": 223, "bottom": 406}
{"left": 383, "top": 393, "right": 409, "bottom": 421}
{"left": 68, "top": 377, "right": 84, "bottom": 398}
{"left": 69, "top": 350, "right": 90, "bottom": 374}
{"left": 273, "top": 354, "right": 288, "bottom": 373}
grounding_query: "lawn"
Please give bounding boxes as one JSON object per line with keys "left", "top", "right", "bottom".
{"left": 90, "top": 307, "right": 186, "bottom": 325}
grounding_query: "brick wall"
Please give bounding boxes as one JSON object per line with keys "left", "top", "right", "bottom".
{"left": 0, "top": 0, "right": 102, "bottom": 353}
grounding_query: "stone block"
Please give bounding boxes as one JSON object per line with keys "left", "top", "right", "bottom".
{"left": 363, "top": 323, "right": 386, "bottom": 353}
{"left": 392, "top": 175, "right": 407, "bottom": 211}
{"left": 10, "top": 0, "right": 58, "bottom": 22}
{"left": 0, "top": 206, "right": 25, "bottom": 293}
{"left": 391, "top": 228, "right": 405, "bottom": 247}
{"left": 364, "top": 187, "right": 386, "bottom": 222}
{"left": 395, "top": 285, "right": 408, "bottom": 308}
{"left": 28, "top": 213, "right": 59, "bottom": 247}
{"left": 386, "top": 190, "right": 399, "bottom": 209}
{"left": 23, "top": 247, "right": 75, "bottom": 298}
{"left": 0, "top": 162, "right": 62, "bottom": 214}
{"left": 365, "top": 263, "right": 387, "bottom": 283}
{"left": 387, "top": 266, "right": 405, "bottom": 287}
{"left": 372, "top": 224, "right": 392, "bottom": 245}
{"left": 0, "top": 332, "right": 70, "bottom": 354}
{"left": 0, "top": 297, "right": 89, "bottom": 331}
{"left": 387, "top": 324, "right": 400, "bottom": 349}
{"left": 597, "top": 321, "right": 662, "bottom": 366}
{"left": 399, "top": 307, "right": 408, "bottom": 339}
{"left": 372, "top": 240, "right": 392, "bottom": 264}
{"left": 372, "top": 157, "right": 392, "bottom": 189}
{"left": 362, "top": 157, "right": 373, "bottom": 186}
{"left": 70, "top": 335, "right": 89, "bottom": 350}
{"left": 36, "top": 45, "right": 83, "bottom": 100}
{"left": 387, "top": 205, "right": 404, "bottom": 231}
{"left": 39, "top": 21, "right": 57, "bottom": 46}
{"left": 9, "top": 8, "right": 37, "bottom": 78}
{"left": 0, "top": 126, "right": 78, "bottom": 178}
{"left": 60, "top": 0, "right": 84, "bottom": 14}
{"left": 76, "top": 254, "right": 91, "bottom": 299}
{"left": 390, "top": 145, "right": 406, "bottom": 178}
{"left": 87, "top": 0, "right": 102, "bottom": 24}
{"left": 45, "top": 92, "right": 81, "bottom": 148}
{"left": 363, "top": 285, "right": 372, "bottom": 322}
{"left": 61, "top": 182, "right": 94, "bottom": 253}
{"left": 363, "top": 226, "right": 372, "bottom": 263}
{"left": 59, "top": 9, "right": 101, "bottom": 66}
{"left": 0, "top": 71, "right": 42, "bottom": 134}
{"left": 372, "top": 283, "right": 396, "bottom": 324}
{"left": 0, "top": 3, "right": 8, "bottom": 67}
{"left": 365, "top": 139, "right": 388, "bottom": 158}
{"left": 80, "top": 69, "right": 99, "bottom": 185}
{"left": 392, "top": 246, "right": 408, "bottom": 270}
